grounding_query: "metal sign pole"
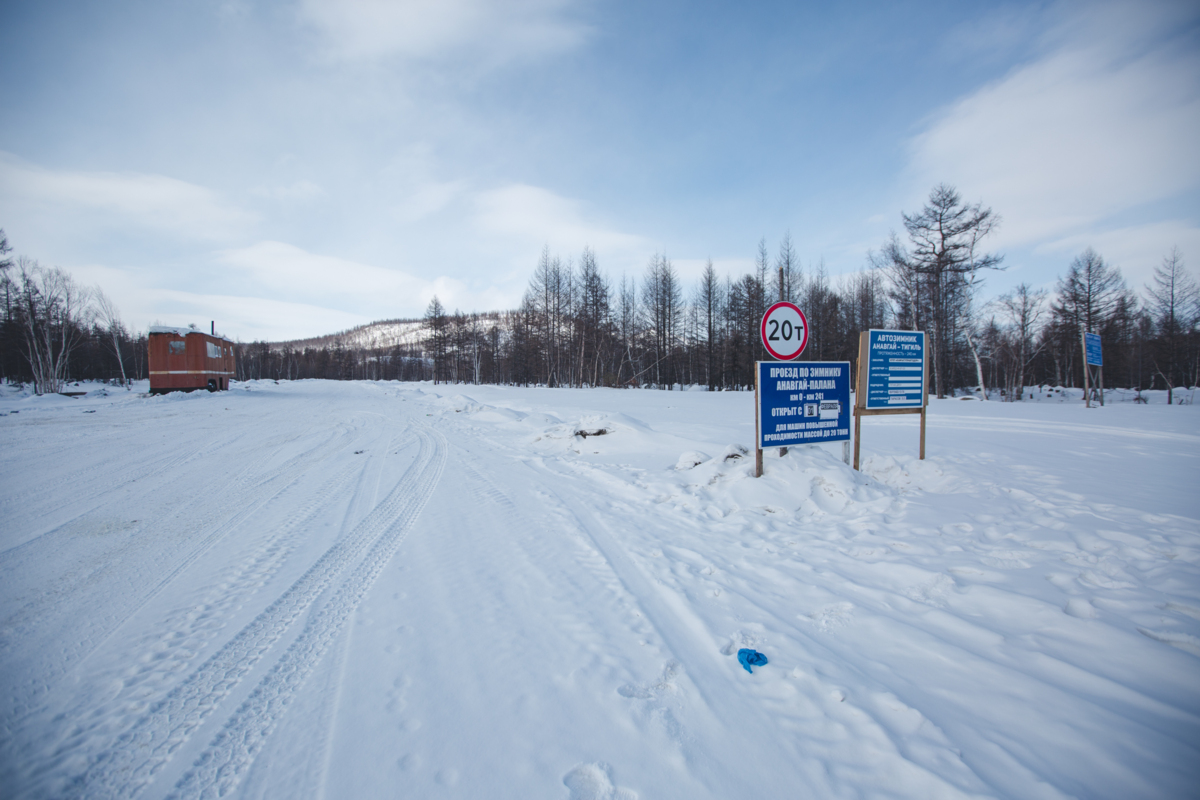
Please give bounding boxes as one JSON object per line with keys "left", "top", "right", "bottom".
{"left": 755, "top": 302, "right": 810, "bottom": 477}
{"left": 754, "top": 367, "right": 763, "bottom": 478}
{"left": 778, "top": 268, "right": 788, "bottom": 460}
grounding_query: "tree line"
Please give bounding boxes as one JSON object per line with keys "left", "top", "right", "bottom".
{"left": 3, "top": 185, "right": 1198, "bottom": 400}
{"left": 412, "top": 185, "right": 1199, "bottom": 401}
{"left": 0, "top": 231, "right": 146, "bottom": 393}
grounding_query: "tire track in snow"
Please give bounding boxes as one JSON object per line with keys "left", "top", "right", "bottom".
{"left": 165, "top": 424, "right": 446, "bottom": 800}
{"left": 0, "top": 418, "right": 357, "bottom": 733}
{"left": 530, "top": 460, "right": 834, "bottom": 797}
{"left": 63, "top": 424, "right": 444, "bottom": 800}
{"left": 0, "top": 425, "right": 247, "bottom": 555}
{"left": 19, "top": 456, "right": 367, "bottom": 779}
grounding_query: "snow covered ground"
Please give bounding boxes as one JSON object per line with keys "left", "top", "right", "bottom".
{"left": 0, "top": 379, "right": 1197, "bottom": 800}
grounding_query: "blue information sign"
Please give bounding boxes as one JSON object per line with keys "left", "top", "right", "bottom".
{"left": 1084, "top": 332, "right": 1103, "bottom": 366}
{"left": 864, "top": 330, "right": 926, "bottom": 409}
{"left": 757, "top": 361, "right": 851, "bottom": 448}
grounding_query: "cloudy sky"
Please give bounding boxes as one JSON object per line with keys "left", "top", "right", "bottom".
{"left": 1, "top": 0, "right": 1198, "bottom": 341}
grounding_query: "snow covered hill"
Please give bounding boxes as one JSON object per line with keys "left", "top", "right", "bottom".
{"left": 266, "top": 318, "right": 427, "bottom": 351}
{"left": 0, "top": 381, "right": 1197, "bottom": 799}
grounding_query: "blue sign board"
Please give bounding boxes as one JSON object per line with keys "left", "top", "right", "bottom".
{"left": 757, "top": 361, "right": 851, "bottom": 447}
{"left": 864, "top": 329, "right": 926, "bottom": 410}
{"left": 1084, "top": 332, "right": 1103, "bottom": 366}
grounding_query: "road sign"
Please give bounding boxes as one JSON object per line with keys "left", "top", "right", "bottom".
{"left": 757, "top": 361, "right": 850, "bottom": 448}
{"left": 759, "top": 302, "right": 809, "bottom": 361}
{"left": 864, "top": 329, "right": 926, "bottom": 410}
{"left": 1084, "top": 332, "right": 1103, "bottom": 366}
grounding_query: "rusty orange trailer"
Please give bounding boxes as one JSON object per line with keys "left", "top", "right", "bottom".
{"left": 148, "top": 325, "right": 236, "bottom": 394}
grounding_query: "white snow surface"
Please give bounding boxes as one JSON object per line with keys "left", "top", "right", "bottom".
{"left": 0, "top": 380, "right": 1197, "bottom": 799}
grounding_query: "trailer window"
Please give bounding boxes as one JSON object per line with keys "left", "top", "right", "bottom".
{"left": 207, "top": 342, "right": 220, "bottom": 359}
{"left": 169, "top": 341, "right": 186, "bottom": 354}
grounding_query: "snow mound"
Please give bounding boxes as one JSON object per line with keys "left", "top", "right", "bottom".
{"left": 861, "top": 454, "right": 961, "bottom": 493}
{"left": 563, "top": 762, "right": 638, "bottom": 800}
{"left": 674, "top": 451, "right": 710, "bottom": 470}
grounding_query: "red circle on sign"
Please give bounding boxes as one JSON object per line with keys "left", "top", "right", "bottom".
{"left": 760, "top": 302, "right": 809, "bottom": 360}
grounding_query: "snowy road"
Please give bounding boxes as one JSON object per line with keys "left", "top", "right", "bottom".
{"left": 1, "top": 380, "right": 1198, "bottom": 799}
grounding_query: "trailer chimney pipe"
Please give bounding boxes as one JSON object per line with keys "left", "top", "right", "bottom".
{"left": 211, "top": 321, "right": 215, "bottom": 335}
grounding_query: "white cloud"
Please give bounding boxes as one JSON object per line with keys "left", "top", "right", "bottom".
{"left": 156, "top": 289, "right": 372, "bottom": 342}
{"left": 251, "top": 180, "right": 324, "bottom": 202}
{"left": 220, "top": 240, "right": 426, "bottom": 299}
{"left": 0, "top": 152, "right": 254, "bottom": 241}
{"left": 474, "top": 183, "right": 650, "bottom": 268}
{"left": 1033, "top": 219, "right": 1200, "bottom": 290}
{"left": 391, "top": 179, "right": 466, "bottom": 223}
{"left": 297, "top": 0, "right": 589, "bottom": 64}
{"left": 219, "top": 240, "right": 520, "bottom": 322}
{"left": 906, "top": 1, "right": 1200, "bottom": 250}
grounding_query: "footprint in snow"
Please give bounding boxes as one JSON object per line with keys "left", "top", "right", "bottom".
{"left": 563, "top": 762, "right": 638, "bottom": 800}
{"left": 617, "top": 661, "right": 679, "bottom": 699}
{"left": 802, "top": 602, "right": 855, "bottom": 632}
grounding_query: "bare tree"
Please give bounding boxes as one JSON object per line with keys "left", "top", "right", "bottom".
{"left": 643, "top": 254, "right": 681, "bottom": 388}
{"left": 884, "top": 185, "right": 1003, "bottom": 397}
{"left": 94, "top": 289, "right": 130, "bottom": 388}
{"left": 576, "top": 247, "right": 611, "bottom": 387}
{"left": 1145, "top": 247, "right": 1199, "bottom": 404}
{"left": 0, "top": 229, "right": 12, "bottom": 314}
{"left": 1055, "top": 248, "right": 1126, "bottom": 335}
{"left": 616, "top": 275, "right": 639, "bottom": 385}
{"left": 775, "top": 233, "right": 801, "bottom": 303}
{"left": 997, "top": 283, "right": 1047, "bottom": 401}
{"left": 698, "top": 259, "right": 723, "bottom": 390}
{"left": 0, "top": 229, "right": 15, "bottom": 384}
{"left": 423, "top": 295, "right": 448, "bottom": 384}
{"left": 15, "top": 259, "right": 94, "bottom": 394}
{"left": 1051, "top": 248, "right": 1129, "bottom": 393}
{"left": 528, "top": 248, "right": 573, "bottom": 386}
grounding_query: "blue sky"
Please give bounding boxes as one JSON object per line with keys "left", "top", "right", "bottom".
{"left": 1, "top": 0, "right": 1198, "bottom": 341}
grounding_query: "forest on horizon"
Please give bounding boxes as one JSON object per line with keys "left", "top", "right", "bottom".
{"left": 3, "top": 186, "right": 1198, "bottom": 402}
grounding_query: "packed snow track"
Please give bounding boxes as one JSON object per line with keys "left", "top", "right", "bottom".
{"left": 0, "top": 379, "right": 1197, "bottom": 799}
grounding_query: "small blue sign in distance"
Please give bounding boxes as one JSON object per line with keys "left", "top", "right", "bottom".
{"left": 757, "top": 361, "right": 851, "bottom": 448}
{"left": 1084, "top": 332, "right": 1103, "bottom": 366}
{"left": 865, "top": 330, "right": 926, "bottom": 410}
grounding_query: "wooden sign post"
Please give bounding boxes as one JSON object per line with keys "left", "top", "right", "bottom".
{"left": 1082, "top": 331, "right": 1104, "bottom": 407}
{"left": 853, "top": 330, "right": 928, "bottom": 470}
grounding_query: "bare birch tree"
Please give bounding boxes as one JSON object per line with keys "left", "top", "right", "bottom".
{"left": 15, "top": 259, "right": 93, "bottom": 394}
{"left": 94, "top": 289, "right": 129, "bottom": 388}
{"left": 997, "top": 283, "right": 1047, "bottom": 401}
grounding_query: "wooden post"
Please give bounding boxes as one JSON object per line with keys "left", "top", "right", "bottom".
{"left": 853, "top": 411, "right": 862, "bottom": 470}
{"left": 920, "top": 342, "right": 928, "bottom": 459}
{"left": 919, "top": 407, "right": 927, "bottom": 460}
{"left": 754, "top": 363, "right": 763, "bottom": 477}
{"left": 853, "top": 332, "right": 867, "bottom": 470}
{"left": 1099, "top": 365, "right": 1105, "bottom": 406}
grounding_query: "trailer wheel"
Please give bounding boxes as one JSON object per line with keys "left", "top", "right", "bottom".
{"left": 207, "top": 379, "right": 217, "bottom": 392}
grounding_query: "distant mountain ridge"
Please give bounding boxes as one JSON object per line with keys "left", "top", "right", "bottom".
{"left": 266, "top": 318, "right": 426, "bottom": 351}
{"left": 266, "top": 311, "right": 509, "bottom": 351}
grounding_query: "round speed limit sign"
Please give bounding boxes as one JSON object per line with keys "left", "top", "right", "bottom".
{"left": 760, "top": 301, "right": 809, "bottom": 360}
